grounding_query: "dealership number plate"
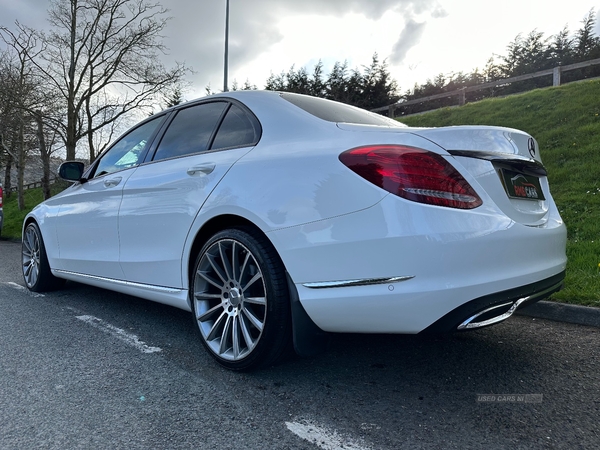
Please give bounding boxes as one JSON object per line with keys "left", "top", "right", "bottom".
{"left": 501, "top": 169, "right": 546, "bottom": 201}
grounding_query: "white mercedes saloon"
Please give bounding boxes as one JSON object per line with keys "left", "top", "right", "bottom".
{"left": 22, "top": 91, "right": 567, "bottom": 370}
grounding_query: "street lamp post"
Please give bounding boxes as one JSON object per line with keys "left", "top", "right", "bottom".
{"left": 224, "top": 0, "right": 229, "bottom": 92}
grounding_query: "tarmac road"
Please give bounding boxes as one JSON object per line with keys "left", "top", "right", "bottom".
{"left": 1, "top": 240, "right": 599, "bottom": 449}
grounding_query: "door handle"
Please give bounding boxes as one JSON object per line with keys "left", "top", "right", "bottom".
{"left": 103, "top": 177, "right": 122, "bottom": 188}
{"left": 187, "top": 163, "right": 215, "bottom": 176}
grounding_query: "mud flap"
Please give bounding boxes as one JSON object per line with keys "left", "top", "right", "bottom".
{"left": 287, "top": 273, "right": 330, "bottom": 357}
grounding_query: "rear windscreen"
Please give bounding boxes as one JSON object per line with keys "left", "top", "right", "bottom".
{"left": 280, "top": 92, "right": 405, "bottom": 127}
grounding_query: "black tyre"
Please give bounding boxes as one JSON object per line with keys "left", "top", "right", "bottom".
{"left": 191, "top": 227, "right": 291, "bottom": 371}
{"left": 22, "top": 222, "right": 65, "bottom": 292}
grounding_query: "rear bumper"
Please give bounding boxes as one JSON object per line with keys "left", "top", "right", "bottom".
{"left": 421, "top": 271, "right": 565, "bottom": 333}
{"left": 270, "top": 194, "right": 567, "bottom": 334}
{"left": 292, "top": 267, "right": 565, "bottom": 334}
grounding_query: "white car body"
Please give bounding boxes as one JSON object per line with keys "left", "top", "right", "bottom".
{"left": 24, "top": 90, "right": 566, "bottom": 367}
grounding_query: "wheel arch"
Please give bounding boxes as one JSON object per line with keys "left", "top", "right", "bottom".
{"left": 22, "top": 215, "right": 50, "bottom": 256}
{"left": 186, "top": 214, "right": 278, "bottom": 303}
{"left": 21, "top": 217, "right": 66, "bottom": 292}
{"left": 23, "top": 215, "right": 38, "bottom": 230}
{"left": 22, "top": 215, "right": 43, "bottom": 249}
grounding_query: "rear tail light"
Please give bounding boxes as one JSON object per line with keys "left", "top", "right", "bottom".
{"left": 339, "top": 145, "right": 482, "bottom": 209}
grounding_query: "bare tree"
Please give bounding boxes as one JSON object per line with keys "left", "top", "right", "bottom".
{"left": 0, "top": 51, "right": 11, "bottom": 194}
{"left": 1, "top": 27, "right": 65, "bottom": 205}
{"left": 32, "top": 110, "right": 62, "bottom": 200}
{"left": 12, "top": 0, "right": 188, "bottom": 162}
{"left": 0, "top": 38, "right": 40, "bottom": 210}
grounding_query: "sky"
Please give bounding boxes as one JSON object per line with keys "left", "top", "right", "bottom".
{"left": 1, "top": 0, "right": 600, "bottom": 101}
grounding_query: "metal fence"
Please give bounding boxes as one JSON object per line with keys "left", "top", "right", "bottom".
{"left": 6, "top": 177, "right": 59, "bottom": 194}
{"left": 372, "top": 57, "right": 600, "bottom": 117}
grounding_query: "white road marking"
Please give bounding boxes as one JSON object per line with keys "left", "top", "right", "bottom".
{"left": 2, "top": 285, "right": 161, "bottom": 354}
{"left": 3, "top": 282, "right": 45, "bottom": 298}
{"left": 285, "top": 420, "right": 370, "bottom": 450}
{"left": 76, "top": 315, "right": 162, "bottom": 354}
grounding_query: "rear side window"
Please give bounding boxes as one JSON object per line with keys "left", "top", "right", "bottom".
{"left": 153, "top": 102, "right": 227, "bottom": 161}
{"left": 212, "top": 104, "right": 260, "bottom": 150}
{"left": 280, "top": 92, "right": 404, "bottom": 127}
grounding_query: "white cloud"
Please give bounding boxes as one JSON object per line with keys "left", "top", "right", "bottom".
{"left": 160, "top": 0, "right": 440, "bottom": 95}
{"left": 1, "top": 0, "right": 598, "bottom": 99}
{"left": 389, "top": 19, "right": 427, "bottom": 65}
{"left": 431, "top": 5, "right": 448, "bottom": 19}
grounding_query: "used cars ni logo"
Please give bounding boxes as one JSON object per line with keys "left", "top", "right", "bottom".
{"left": 510, "top": 174, "right": 540, "bottom": 199}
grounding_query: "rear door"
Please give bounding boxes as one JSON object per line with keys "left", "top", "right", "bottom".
{"left": 118, "top": 100, "right": 261, "bottom": 288}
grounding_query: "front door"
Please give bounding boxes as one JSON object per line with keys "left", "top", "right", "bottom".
{"left": 53, "top": 115, "right": 165, "bottom": 279}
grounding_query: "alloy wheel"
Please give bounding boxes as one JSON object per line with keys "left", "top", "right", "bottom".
{"left": 194, "top": 238, "right": 267, "bottom": 362}
{"left": 22, "top": 225, "right": 41, "bottom": 289}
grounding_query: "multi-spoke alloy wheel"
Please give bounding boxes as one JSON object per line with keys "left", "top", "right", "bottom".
{"left": 192, "top": 228, "right": 291, "bottom": 371}
{"left": 22, "top": 224, "right": 42, "bottom": 289}
{"left": 22, "top": 222, "right": 64, "bottom": 292}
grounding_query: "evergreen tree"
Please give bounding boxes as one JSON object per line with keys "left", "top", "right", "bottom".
{"left": 549, "top": 26, "right": 574, "bottom": 65}
{"left": 264, "top": 53, "right": 398, "bottom": 110}
{"left": 575, "top": 9, "right": 599, "bottom": 59}
{"left": 164, "top": 87, "right": 184, "bottom": 108}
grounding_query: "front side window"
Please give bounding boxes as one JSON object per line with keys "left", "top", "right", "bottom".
{"left": 93, "top": 116, "right": 163, "bottom": 178}
{"left": 153, "top": 102, "right": 228, "bottom": 161}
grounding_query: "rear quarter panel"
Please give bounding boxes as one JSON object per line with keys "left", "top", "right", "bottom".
{"left": 179, "top": 109, "right": 460, "bottom": 289}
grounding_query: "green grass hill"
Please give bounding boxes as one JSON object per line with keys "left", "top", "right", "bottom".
{"left": 401, "top": 79, "right": 600, "bottom": 306}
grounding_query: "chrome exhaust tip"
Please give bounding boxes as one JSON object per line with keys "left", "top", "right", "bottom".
{"left": 457, "top": 298, "right": 528, "bottom": 330}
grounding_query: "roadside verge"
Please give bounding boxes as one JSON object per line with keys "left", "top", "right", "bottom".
{"left": 517, "top": 300, "right": 600, "bottom": 328}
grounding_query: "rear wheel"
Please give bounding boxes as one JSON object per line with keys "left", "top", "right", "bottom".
{"left": 22, "top": 222, "right": 65, "bottom": 292}
{"left": 191, "top": 227, "right": 291, "bottom": 371}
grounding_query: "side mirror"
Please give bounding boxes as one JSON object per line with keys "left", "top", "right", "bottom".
{"left": 58, "top": 161, "right": 86, "bottom": 183}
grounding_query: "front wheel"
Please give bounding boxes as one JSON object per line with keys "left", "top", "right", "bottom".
{"left": 22, "top": 222, "right": 65, "bottom": 292}
{"left": 191, "top": 227, "right": 291, "bottom": 371}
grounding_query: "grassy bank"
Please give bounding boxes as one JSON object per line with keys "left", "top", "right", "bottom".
{"left": 1, "top": 183, "right": 68, "bottom": 239}
{"left": 401, "top": 80, "right": 600, "bottom": 306}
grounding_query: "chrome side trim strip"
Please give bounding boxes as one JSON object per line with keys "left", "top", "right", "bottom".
{"left": 457, "top": 281, "right": 563, "bottom": 330}
{"left": 53, "top": 269, "right": 183, "bottom": 294}
{"left": 302, "top": 276, "right": 414, "bottom": 289}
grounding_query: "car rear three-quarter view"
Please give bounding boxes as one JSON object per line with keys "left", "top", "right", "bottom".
{"left": 22, "top": 90, "right": 567, "bottom": 371}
